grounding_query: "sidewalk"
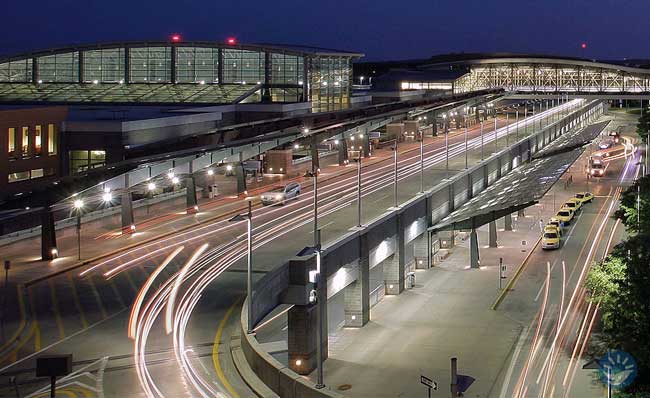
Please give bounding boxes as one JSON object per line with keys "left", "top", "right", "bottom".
{"left": 303, "top": 169, "right": 583, "bottom": 397}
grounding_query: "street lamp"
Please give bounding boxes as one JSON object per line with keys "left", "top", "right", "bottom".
{"left": 73, "top": 199, "right": 84, "bottom": 260}
{"left": 303, "top": 229, "right": 325, "bottom": 389}
{"left": 304, "top": 170, "right": 319, "bottom": 247}
{"left": 355, "top": 149, "right": 363, "bottom": 227}
{"left": 393, "top": 143, "right": 398, "bottom": 208}
{"left": 443, "top": 114, "right": 449, "bottom": 174}
{"left": 419, "top": 131, "right": 425, "bottom": 193}
{"left": 229, "top": 199, "right": 254, "bottom": 333}
{"left": 147, "top": 182, "right": 156, "bottom": 215}
{"left": 515, "top": 109, "right": 519, "bottom": 141}
{"left": 464, "top": 124, "right": 468, "bottom": 169}
{"left": 480, "top": 121, "right": 484, "bottom": 161}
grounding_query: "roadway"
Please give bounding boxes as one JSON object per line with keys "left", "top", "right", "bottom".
{"left": 0, "top": 100, "right": 579, "bottom": 397}
{"left": 496, "top": 111, "right": 638, "bottom": 398}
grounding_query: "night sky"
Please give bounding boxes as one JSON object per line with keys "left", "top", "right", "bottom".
{"left": 3, "top": 0, "right": 649, "bottom": 61}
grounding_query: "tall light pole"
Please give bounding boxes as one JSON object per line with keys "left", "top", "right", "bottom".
{"left": 481, "top": 120, "right": 484, "bottom": 160}
{"left": 73, "top": 199, "right": 84, "bottom": 260}
{"left": 419, "top": 132, "right": 425, "bottom": 193}
{"left": 505, "top": 111, "right": 509, "bottom": 146}
{"left": 464, "top": 124, "right": 468, "bottom": 169}
{"left": 393, "top": 142, "right": 398, "bottom": 208}
{"left": 356, "top": 149, "right": 363, "bottom": 227}
{"left": 305, "top": 170, "right": 319, "bottom": 247}
{"left": 443, "top": 114, "right": 449, "bottom": 174}
{"left": 229, "top": 199, "right": 254, "bottom": 333}
{"left": 515, "top": 109, "right": 519, "bottom": 141}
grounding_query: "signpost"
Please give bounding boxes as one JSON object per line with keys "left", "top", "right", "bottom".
{"left": 420, "top": 374, "right": 437, "bottom": 398}
{"left": 498, "top": 258, "right": 507, "bottom": 290}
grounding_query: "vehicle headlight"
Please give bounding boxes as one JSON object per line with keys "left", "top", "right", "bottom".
{"left": 275, "top": 194, "right": 283, "bottom": 200}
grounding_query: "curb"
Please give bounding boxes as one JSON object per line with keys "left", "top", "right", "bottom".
{"left": 490, "top": 235, "right": 543, "bottom": 311}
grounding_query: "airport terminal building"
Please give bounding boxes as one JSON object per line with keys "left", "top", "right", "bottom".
{"left": 0, "top": 40, "right": 362, "bottom": 112}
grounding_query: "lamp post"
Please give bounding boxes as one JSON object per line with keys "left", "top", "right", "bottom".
{"left": 464, "top": 124, "right": 468, "bottom": 169}
{"left": 229, "top": 199, "right": 254, "bottom": 333}
{"left": 419, "top": 132, "right": 425, "bottom": 193}
{"left": 515, "top": 109, "right": 519, "bottom": 141}
{"left": 73, "top": 199, "right": 84, "bottom": 260}
{"left": 505, "top": 111, "right": 509, "bottom": 146}
{"left": 494, "top": 109, "right": 498, "bottom": 151}
{"left": 305, "top": 170, "right": 319, "bottom": 247}
{"left": 393, "top": 142, "right": 398, "bottom": 208}
{"left": 356, "top": 149, "right": 363, "bottom": 227}
{"left": 443, "top": 114, "right": 449, "bottom": 175}
{"left": 481, "top": 120, "right": 484, "bottom": 160}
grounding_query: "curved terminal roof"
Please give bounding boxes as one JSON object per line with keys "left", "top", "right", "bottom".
{"left": 0, "top": 40, "right": 363, "bottom": 105}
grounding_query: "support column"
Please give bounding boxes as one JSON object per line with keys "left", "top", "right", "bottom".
{"left": 504, "top": 213, "right": 513, "bottom": 231}
{"left": 413, "top": 233, "right": 430, "bottom": 269}
{"left": 488, "top": 221, "right": 497, "bottom": 248}
{"left": 469, "top": 228, "right": 480, "bottom": 268}
{"left": 345, "top": 234, "right": 370, "bottom": 327}
{"left": 287, "top": 254, "right": 327, "bottom": 375}
{"left": 362, "top": 128, "right": 371, "bottom": 157}
{"left": 40, "top": 206, "right": 57, "bottom": 260}
{"left": 185, "top": 176, "right": 198, "bottom": 214}
{"left": 384, "top": 215, "right": 405, "bottom": 295}
{"left": 121, "top": 191, "right": 136, "bottom": 233}
{"left": 235, "top": 163, "right": 247, "bottom": 195}
{"left": 337, "top": 139, "right": 348, "bottom": 166}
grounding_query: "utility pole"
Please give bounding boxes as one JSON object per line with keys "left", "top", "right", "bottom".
{"left": 419, "top": 133, "right": 425, "bottom": 193}
{"left": 480, "top": 121, "right": 484, "bottom": 161}
{"left": 356, "top": 150, "right": 362, "bottom": 227}
{"left": 393, "top": 142, "right": 398, "bottom": 208}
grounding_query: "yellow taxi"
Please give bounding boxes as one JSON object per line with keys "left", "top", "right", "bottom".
{"left": 561, "top": 198, "right": 583, "bottom": 213}
{"left": 548, "top": 218, "right": 562, "bottom": 231}
{"left": 542, "top": 230, "right": 561, "bottom": 250}
{"left": 555, "top": 208, "right": 575, "bottom": 225}
{"left": 544, "top": 224, "right": 562, "bottom": 238}
{"left": 574, "top": 192, "right": 594, "bottom": 204}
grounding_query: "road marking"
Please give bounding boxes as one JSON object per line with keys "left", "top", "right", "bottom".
{"left": 561, "top": 210, "right": 583, "bottom": 246}
{"left": 534, "top": 259, "right": 559, "bottom": 302}
{"left": 212, "top": 300, "right": 240, "bottom": 398}
{"left": 67, "top": 273, "right": 89, "bottom": 329}
{"left": 0, "top": 284, "right": 26, "bottom": 354}
{"left": 310, "top": 221, "right": 334, "bottom": 232}
{"left": 86, "top": 274, "right": 108, "bottom": 319}
{"left": 499, "top": 326, "right": 532, "bottom": 398}
{"left": 48, "top": 279, "right": 66, "bottom": 340}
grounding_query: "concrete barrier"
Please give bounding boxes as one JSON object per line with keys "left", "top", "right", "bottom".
{"left": 239, "top": 299, "right": 344, "bottom": 398}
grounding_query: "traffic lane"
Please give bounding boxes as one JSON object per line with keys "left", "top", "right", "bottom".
{"left": 0, "top": 105, "right": 568, "bottom": 386}
{"left": 498, "top": 154, "right": 629, "bottom": 397}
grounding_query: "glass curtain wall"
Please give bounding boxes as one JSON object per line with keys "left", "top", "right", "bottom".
{"left": 176, "top": 47, "right": 219, "bottom": 83}
{"left": 0, "top": 59, "right": 33, "bottom": 82}
{"left": 83, "top": 49, "right": 125, "bottom": 83}
{"left": 270, "top": 53, "right": 304, "bottom": 102}
{"left": 222, "top": 49, "right": 264, "bottom": 84}
{"left": 38, "top": 52, "right": 79, "bottom": 82}
{"left": 129, "top": 47, "right": 172, "bottom": 83}
{"left": 309, "top": 56, "right": 351, "bottom": 112}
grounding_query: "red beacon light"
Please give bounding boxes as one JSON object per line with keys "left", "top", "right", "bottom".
{"left": 581, "top": 43, "right": 587, "bottom": 49}
{"left": 226, "top": 37, "right": 237, "bottom": 45}
{"left": 171, "top": 34, "right": 182, "bottom": 43}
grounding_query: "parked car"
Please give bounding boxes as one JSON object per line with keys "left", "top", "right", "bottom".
{"left": 260, "top": 183, "right": 301, "bottom": 205}
{"left": 574, "top": 192, "right": 594, "bottom": 204}
{"left": 542, "top": 231, "right": 561, "bottom": 250}
{"left": 555, "top": 209, "right": 575, "bottom": 225}
{"left": 561, "top": 198, "right": 583, "bottom": 213}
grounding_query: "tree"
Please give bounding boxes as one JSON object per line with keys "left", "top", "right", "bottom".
{"left": 586, "top": 235, "right": 650, "bottom": 392}
{"left": 615, "top": 175, "right": 650, "bottom": 235}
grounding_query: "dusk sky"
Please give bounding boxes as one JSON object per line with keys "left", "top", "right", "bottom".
{"left": 3, "top": 0, "right": 649, "bottom": 61}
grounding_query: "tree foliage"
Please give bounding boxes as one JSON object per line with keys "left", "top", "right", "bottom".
{"left": 587, "top": 235, "right": 650, "bottom": 392}
{"left": 614, "top": 175, "right": 650, "bottom": 235}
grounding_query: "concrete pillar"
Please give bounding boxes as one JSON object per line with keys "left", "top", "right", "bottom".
{"left": 470, "top": 228, "right": 480, "bottom": 268}
{"left": 384, "top": 215, "right": 405, "bottom": 295}
{"left": 40, "top": 206, "right": 57, "bottom": 260}
{"left": 345, "top": 234, "right": 370, "bottom": 327}
{"left": 488, "top": 220, "right": 497, "bottom": 248}
{"left": 413, "top": 233, "right": 430, "bottom": 269}
{"left": 362, "top": 129, "right": 371, "bottom": 157}
{"left": 185, "top": 176, "right": 198, "bottom": 214}
{"left": 121, "top": 191, "right": 136, "bottom": 233}
{"left": 337, "top": 139, "right": 348, "bottom": 166}
{"left": 287, "top": 254, "right": 327, "bottom": 375}
{"left": 235, "top": 163, "right": 247, "bottom": 195}
{"left": 504, "top": 213, "right": 513, "bottom": 231}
